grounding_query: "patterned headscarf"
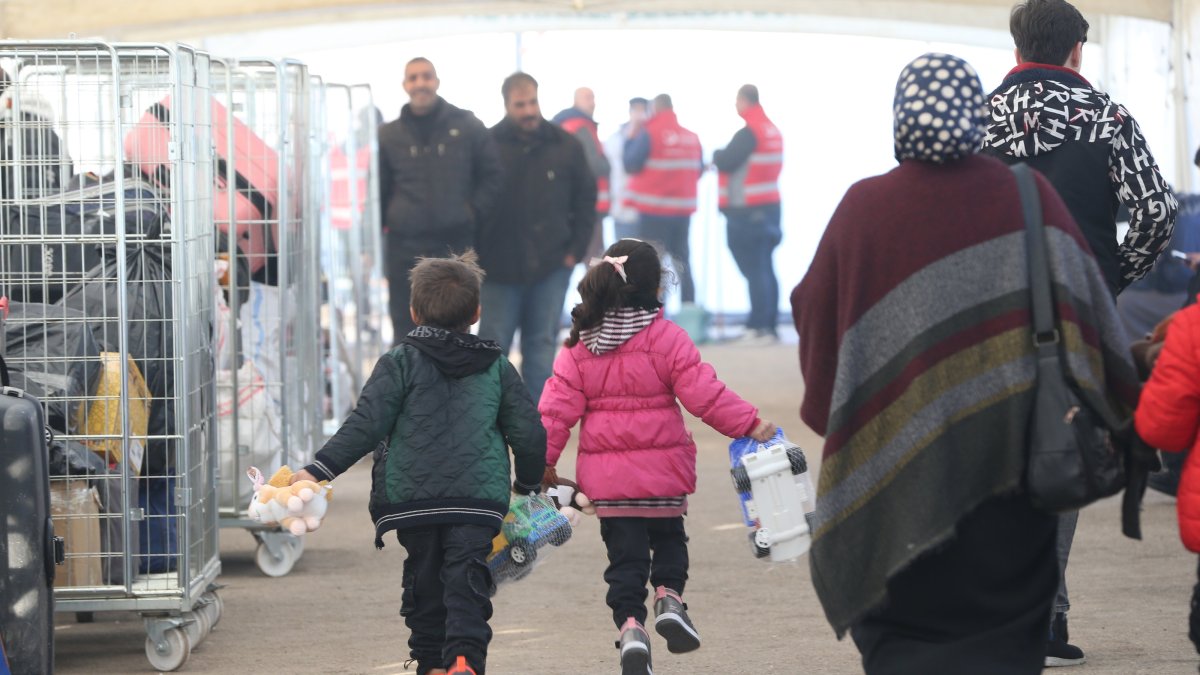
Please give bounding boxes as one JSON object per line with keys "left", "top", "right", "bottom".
{"left": 893, "top": 53, "right": 986, "bottom": 164}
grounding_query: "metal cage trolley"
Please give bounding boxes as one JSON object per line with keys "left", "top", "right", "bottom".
{"left": 0, "top": 41, "right": 221, "bottom": 671}
{"left": 318, "top": 82, "right": 384, "bottom": 434}
{"left": 211, "top": 58, "right": 323, "bottom": 578}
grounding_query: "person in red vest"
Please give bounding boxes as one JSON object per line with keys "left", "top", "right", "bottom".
{"left": 623, "top": 94, "right": 703, "bottom": 305}
{"left": 552, "top": 87, "right": 611, "bottom": 261}
{"left": 713, "top": 84, "right": 784, "bottom": 345}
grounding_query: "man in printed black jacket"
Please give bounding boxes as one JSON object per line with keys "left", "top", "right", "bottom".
{"left": 984, "top": 1, "right": 1178, "bottom": 668}
{"left": 292, "top": 251, "right": 546, "bottom": 675}
{"left": 379, "top": 57, "right": 503, "bottom": 343}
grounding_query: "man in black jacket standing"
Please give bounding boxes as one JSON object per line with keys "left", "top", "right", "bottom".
{"left": 479, "top": 72, "right": 597, "bottom": 403}
{"left": 379, "top": 57, "right": 502, "bottom": 343}
{"left": 984, "top": 1, "right": 1178, "bottom": 667}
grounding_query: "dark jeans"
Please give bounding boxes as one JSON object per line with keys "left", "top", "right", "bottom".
{"left": 397, "top": 524, "right": 496, "bottom": 675}
{"left": 386, "top": 253, "right": 419, "bottom": 343}
{"left": 600, "top": 516, "right": 689, "bottom": 628}
{"left": 850, "top": 493, "right": 1057, "bottom": 675}
{"left": 725, "top": 204, "right": 782, "bottom": 333}
{"left": 478, "top": 265, "right": 573, "bottom": 404}
{"left": 621, "top": 214, "right": 694, "bottom": 304}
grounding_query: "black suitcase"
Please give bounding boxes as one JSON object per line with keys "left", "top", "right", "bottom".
{"left": 0, "top": 303, "right": 62, "bottom": 675}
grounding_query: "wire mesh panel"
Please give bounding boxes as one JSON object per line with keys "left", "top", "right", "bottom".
{"left": 211, "top": 58, "right": 321, "bottom": 577}
{"left": 319, "top": 82, "right": 362, "bottom": 432}
{"left": 0, "top": 40, "right": 220, "bottom": 670}
{"left": 349, "top": 84, "right": 386, "bottom": 360}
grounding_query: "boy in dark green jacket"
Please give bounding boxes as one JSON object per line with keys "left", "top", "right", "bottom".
{"left": 292, "top": 250, "right": 546, "bottom": 675}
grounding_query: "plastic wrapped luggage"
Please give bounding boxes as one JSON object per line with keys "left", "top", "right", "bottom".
{"left": 0, "top": 175, "right": 166, "bottom": 304}
{"left": 125, "top": 96, "right": 280, "bottom": 280}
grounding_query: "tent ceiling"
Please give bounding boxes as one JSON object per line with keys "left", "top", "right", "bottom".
{"left": 0, "top": 0, "right": 1173, "bottom": 41}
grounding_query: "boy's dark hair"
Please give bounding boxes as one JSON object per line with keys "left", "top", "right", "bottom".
{"left": 408, "top": 250, "right": 485, "bottom": 332}
{"left": 565, "top": 239, "right": 664, "bottom": 348}
{"left": 501, "top": 72, "right": 538, "bottom": 102}
{"left": 1010, "top": 0, "right": 1089, "bottom": 66}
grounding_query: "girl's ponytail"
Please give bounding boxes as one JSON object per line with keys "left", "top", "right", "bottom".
{"left": 565, "top": 239, "right": 664, "bottom": 347}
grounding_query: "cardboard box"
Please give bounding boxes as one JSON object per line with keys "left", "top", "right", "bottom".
{"left": 50, "top": 480, "right": 103, "bottom": 588}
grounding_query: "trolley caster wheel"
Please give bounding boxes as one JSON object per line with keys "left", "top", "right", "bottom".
{"left": 287, "top": 533, "right": 304, "bottom": 557}
{"left": 75, "top": 611, "right": 95, "bottom": 623}
{"left": 182, "top": 609, "right": 211, "bottom": 648}
{"left": 200, "top": 590, "right": 223, "bottom": 629}
{"left": 256, "top": 540, "right": 298, "bottom": 577}
{"left": 145, "top": 626, "right": 191, "bottom": 672}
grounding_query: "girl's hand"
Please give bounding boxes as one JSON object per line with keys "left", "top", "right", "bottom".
{"left": 289, "top": 469, "right": 318, "bottom": 485}
{"left": 749, "top": 419, "right": 777, "bottom": 442}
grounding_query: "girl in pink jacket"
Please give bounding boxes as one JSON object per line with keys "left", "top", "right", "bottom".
{"left": 538, "top": 238, "right": 775, "bottom": 675}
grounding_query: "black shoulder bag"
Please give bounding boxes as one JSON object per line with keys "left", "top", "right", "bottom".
{"left": 1012, "top": 163, "right": 1126, "bottom": 513}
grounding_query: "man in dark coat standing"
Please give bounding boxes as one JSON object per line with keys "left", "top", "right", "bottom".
{"left": 378, "top": 57, "right": 502, "bottom": 343}
{"left": 479, "top": 72, "right": 597, "bottom": 403}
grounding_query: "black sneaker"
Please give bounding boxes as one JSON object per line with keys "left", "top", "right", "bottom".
{"left": 615, "top": 617, "right": 652, "bottom": 675}
{"left": 653, "top": 586, "right": 701, "bottom": 653}
{"left": 1045, "top": 612, "right": 1086, "bottom": 667}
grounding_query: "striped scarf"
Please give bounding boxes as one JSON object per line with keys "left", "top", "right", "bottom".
{"left": 579, "top": 307, "right": 658, "bottom": 355}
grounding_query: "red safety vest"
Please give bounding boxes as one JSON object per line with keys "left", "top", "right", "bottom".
{"left": 624, "top": 110, "right": 702, "bottom": 217}
{"left": 718, "top": 104, "right": 782, "bottom": 208}
{"left": 559, "top": 115, "right": 611, "bottom": 214}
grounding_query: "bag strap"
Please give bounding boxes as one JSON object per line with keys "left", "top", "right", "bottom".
{"left": 1011, "top": 163, "right": 1058, "bottom": 355}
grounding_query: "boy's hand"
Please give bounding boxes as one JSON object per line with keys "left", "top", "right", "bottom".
{"left": 749, "top": 419, "right": 777, "bottom": 442}
{"left": 289, "top": 469, "right": 318, "bottom": 485}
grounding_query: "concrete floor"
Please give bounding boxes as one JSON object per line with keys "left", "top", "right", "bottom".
{"left": 52, "top": 341, "right": 1200, "bottom": 674}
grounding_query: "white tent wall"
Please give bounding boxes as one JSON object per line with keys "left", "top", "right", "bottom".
{"left": 4, "top": 1, "right": 1195, "bottom": 317}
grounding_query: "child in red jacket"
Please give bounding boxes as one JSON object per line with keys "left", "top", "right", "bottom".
{"left": 1134, "top": 306, "right": 1200, "bottom": 654}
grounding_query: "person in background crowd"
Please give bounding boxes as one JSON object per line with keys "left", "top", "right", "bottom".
{"left": 983, "top": 2, "right": 1178, "bottom": 664}
{"left": 605, "top": 97, "right": 649, "bottom": 242}
{"left": 713, "top": 84, "right": 784, "bottom": 345}
{"left": 478, "top": 72, "right": 596, "bottom": 403}
{"left": 623, "top": 94, "right": 703, "bottom": 307}
{"left": 553, "top": 87, "right": 611, "bottom": 261}
{"left": 793, "top": 52, "right": 1137, "bottom": 674}
{"left": 378, "top": 57, "right": 502, "bottom": 343}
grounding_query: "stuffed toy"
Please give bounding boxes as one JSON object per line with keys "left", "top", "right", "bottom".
{"left": 544, "top": 476, "right": 594, "bottom": 527}
{"left": 246, "top": 466, "right": 332, "bottom": 535}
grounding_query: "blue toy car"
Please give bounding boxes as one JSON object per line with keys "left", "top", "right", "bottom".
{"left": 486, "top": 494, "right": 572, "bottom": 592}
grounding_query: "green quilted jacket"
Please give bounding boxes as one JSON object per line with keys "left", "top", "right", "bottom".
{"left": 303, "top": 326, "right": 546, "bottom": 547}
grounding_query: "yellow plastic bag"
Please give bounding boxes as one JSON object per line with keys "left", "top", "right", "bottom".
{"left": 78, "top": 353, "right": 151, "bottom": 473}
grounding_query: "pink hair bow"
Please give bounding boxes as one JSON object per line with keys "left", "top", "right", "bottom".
{"left": 601, "top": 255, "right": 629, "bottom": 282}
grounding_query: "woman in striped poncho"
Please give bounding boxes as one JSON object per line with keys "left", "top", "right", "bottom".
{"left": 791, "top": 53, "right": 1138, "bottom": 673}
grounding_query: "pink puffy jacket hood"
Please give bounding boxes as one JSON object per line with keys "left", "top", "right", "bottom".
{"left": 538, "top": 313, "right": 759, "bottom": 501}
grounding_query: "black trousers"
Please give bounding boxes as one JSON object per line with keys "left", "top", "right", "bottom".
{"left": 600, "top": 516, "right": 689, "bottom": 628}
{"left": 397, "top": 524, "right": 496, "bottom": 675}
{"left": 849, "top": 493, "right": 1057, "bottom": 675}
{"left": 1190, "top": 556, "right": 1200, "bottom": 654}
{"left": 626, "top": 214, "right": 694, "bottom": 304}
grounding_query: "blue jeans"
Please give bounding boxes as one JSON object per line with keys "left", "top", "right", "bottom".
{"left": 478, "top": 265, "right": 573, "bottom": 403}
{"left": 725, "top": 204, "right": 782, "bottom": 333}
